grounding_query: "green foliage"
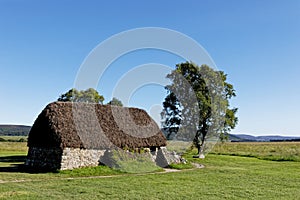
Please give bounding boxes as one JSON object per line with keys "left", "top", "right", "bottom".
{"left": 219, "top": 107, "right": 238, "bottom": 142}
{"left": 162, "top": 62, "right": 238, "bottom": 155}
{"left": 58, "top": 88, "right": 104, "bottom": 104}
{"left": 107, "top": 97, "right": 123, "bottom": 106}
{"left": 18, "top": 138, "right": 26, "bottom": 142}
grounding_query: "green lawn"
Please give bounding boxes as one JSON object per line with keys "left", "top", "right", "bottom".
{"left": 0, "top": 142, "right": 299, "bottom": 199}
{"left": 0, "top": 142, "right": 27, "bottom": 168}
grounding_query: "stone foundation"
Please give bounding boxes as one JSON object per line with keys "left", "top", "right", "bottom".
{"left": 25, "top": 146, "right": 180, "bottom": 171}
{"left": 60, "top": 148, "right": 105, "bottom": 170}
{"left": 25, "top": 147, "right": 62, "bottom": 170}
{"left": 25, "top": 147, "right": 105, "bottom": 170}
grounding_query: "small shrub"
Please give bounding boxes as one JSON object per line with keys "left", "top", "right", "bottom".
{"left": 18, "top": 138, "right": 26, "bottom": 142}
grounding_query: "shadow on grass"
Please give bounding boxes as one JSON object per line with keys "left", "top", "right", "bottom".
{"left": 0, "top": 155, "right": 26, "bottom": 163}
{"left": 0, "top": 155, "right": 60, "bottom": 173}
{"left": 0, "top": 155, "right": 27, "bottom": 172}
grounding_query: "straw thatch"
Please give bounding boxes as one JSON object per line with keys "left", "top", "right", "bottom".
{"left": 27, "top": 102, "right": 166, "bottom": 150}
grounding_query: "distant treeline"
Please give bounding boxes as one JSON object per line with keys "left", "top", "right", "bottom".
{"left": 269, "top": 139, "right": 300, "bottom": 142}
{"left": 0, "top": 125, "right": 31, "bottom": 136}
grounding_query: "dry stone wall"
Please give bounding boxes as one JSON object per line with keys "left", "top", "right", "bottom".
{"left": 26, "top": 147, "right": 105, "bottom": 170}
{"left": 25, "top": 146, "right": 182, "bottom": 171}
{"left": 60, "top": 148, "right": 105, "bottom": 170}
{"left": 25, "top": 147, "right": 62, "bottom": 170}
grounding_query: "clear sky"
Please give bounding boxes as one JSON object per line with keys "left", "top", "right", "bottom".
{"left": 0, "top": 0, "right": 299, "bottom": 136}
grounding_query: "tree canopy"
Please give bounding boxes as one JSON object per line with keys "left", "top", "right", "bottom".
{"left": 107, "top": 97, "right": 123, "bottom": 106}
{"left": 58, "top": 88, "right": 104, "bottom": 104}
{"left": 162, "top": 62, "right": 238, "bottom": 157}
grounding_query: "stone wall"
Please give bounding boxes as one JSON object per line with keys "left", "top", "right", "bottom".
{"left": 25, "top": 146, "right": 181, "bottom": 171}
{"left": 60, "top": 148, "right": 105, "bottom": 170}
{"left": 25, "top": 147, "right": 62, "bottom": 170}
{"left": 25, "top": 147, "right": 106, "bottom": 171}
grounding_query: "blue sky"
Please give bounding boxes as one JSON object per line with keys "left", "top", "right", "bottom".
{"left": 0, "top": 0, "right": 299, "bottom": 136}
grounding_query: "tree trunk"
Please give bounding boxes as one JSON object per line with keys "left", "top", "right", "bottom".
{"left": 198, "top": 141, "right": 205, "bottom": 159}
{"left": 193, "top": 140, "right": 205, "bottom": 159}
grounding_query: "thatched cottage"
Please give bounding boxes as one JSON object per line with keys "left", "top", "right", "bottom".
{"left": 25, "top": 102, "right": 167, "bottom": 171}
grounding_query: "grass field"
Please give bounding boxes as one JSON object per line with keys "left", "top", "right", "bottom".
{"left": 0, "top": 136, "right": 27, "bottom": 143}
{"left": 0, "top": 141, "right": 299, "bottom": 199}
{"left": 211, "top": 142, "right": 300, "bottom": 162}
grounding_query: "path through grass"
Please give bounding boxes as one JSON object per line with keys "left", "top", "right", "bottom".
{"left": 0, "top": 155, "right": 299, "bottom": 199}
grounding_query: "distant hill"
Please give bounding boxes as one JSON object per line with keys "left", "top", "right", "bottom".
{"left": 229, "top": 134, "right": 300, "bottom": 142}
{"left": 0, "top": 125, "right": 31, "bottom": 136}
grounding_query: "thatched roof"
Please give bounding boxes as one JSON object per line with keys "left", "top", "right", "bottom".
{"left": 27, "top": 102, "right": 166, "bottom": 149}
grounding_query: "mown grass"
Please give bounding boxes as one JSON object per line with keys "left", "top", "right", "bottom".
{"left": 0, "top": 154, "right": 299, "bottom": 199}
{"left": 0, "top": 142, "right": 299, "bottom": 199}
{"left": 59, "top": 165, "right": 124, "bottom": 177}
{"left": 168, "top": 162, "right": 194, "bottom": 170}
{"left": 211, "top": 142, "right": 300, "bottom": 162}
